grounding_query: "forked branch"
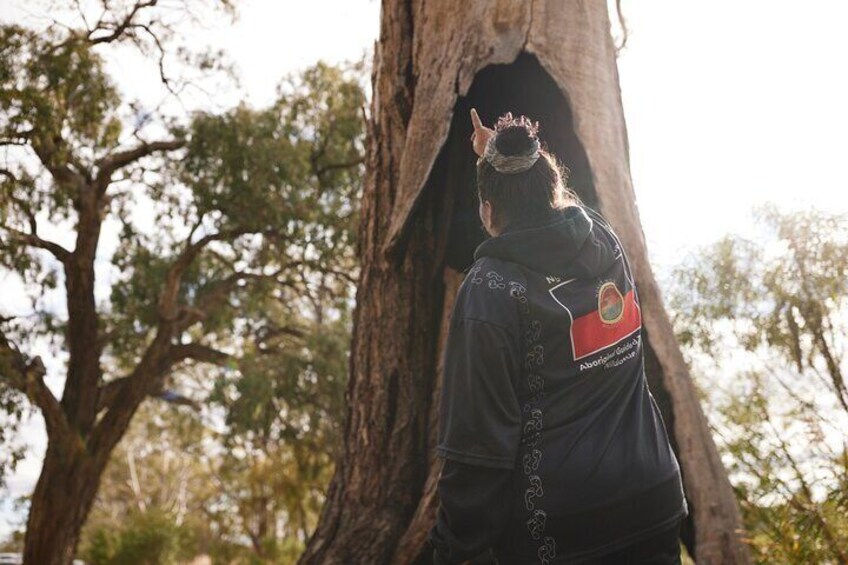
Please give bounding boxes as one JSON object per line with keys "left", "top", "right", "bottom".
{"left": 0, "top": 330, "right": 74, "bottom": 445}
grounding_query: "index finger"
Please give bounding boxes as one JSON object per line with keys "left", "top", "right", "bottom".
{"left": 470, "top": 108, "right": 483, "bottom": 132}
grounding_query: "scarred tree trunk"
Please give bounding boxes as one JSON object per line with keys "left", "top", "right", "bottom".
{"left": 298, "top": 1, "right": 452, "bottom": 554}
{"left": 302, "top": 1, "right": 749, "bottom": 564}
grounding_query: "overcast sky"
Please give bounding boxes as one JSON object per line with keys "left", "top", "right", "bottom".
{"left": 1, "top": 0, "right": 847, "bottom": 538}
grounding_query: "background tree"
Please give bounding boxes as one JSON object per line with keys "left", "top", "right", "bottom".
{"left": 669, "top": 206, "right": 848, "bottom": 564}
{"left": 0, "top": 1, "right": 365, "bottom": 561}
{"left": 207, "top": 309, "right": 350, "bottom": 559}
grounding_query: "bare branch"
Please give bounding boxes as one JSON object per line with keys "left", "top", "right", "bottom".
{"left": 87, "top": 0, "right": 158, "bottom": 45}
{"left": 74, "top": 0, "right": 93, "bottom": 33}
{"left": 130, "top": 22, "right": 175, "bottom": 94}
{"left": 83, "top": 1, "right": 184, "bottom": 95}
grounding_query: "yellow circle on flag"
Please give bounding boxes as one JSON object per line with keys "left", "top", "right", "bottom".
{"left": 598, "top": 282, "right": 624, "bottom": 325}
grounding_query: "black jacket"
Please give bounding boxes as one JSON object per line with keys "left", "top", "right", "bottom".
{"left": 428, "top": 205, "right": 687, "bottom": 564}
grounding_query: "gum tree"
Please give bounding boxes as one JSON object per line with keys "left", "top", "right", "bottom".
{"left": 0, "top": 3, "right": 364, "bottom": 562}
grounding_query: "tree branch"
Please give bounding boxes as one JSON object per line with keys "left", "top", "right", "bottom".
{"left": 30, "top": 134, "right": 88, "bottom": 193}
{"left": 97, "top": 377, "right": 203, "bottom": 412}
{"left": 765, "top": 416, "right": 848, "bottom": 563}
{"left": 175, "top": 268, "right": 302, "bottom": 331}
{"left": 314, "top": 157, "right": 365, "bottom": 178}
{"left": 96, "top": 377, "right": 128, "bottom": 412}
{"left": 94, "top": 138, "right": 185, "bottom": 192}
{"left": 96, "top": 343, "right": 229, "bottom": 411}
{"left": 87, "top": 0, "right": 159, "bottom": 45}
{"left": 1, "top": 171, "right": 74, "bottom": 269}
{"left": 167, "top": 343, "right": 231, "bottom": 366}
{"left": 0, "top": 330, "right": 74, "bottom": 445}
{"left": 159, "top": 229, "right": 250, "bottom": 320}
{"left": 0, "top": 133, "right": 32, "bottom": 147}
{"left": 1, "top": 225, "right": 71, "bottom": 263}
{"left": 130, "top": 22, "right": 175, "bottom": 95}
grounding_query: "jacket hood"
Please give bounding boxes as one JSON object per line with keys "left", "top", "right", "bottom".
{"left": 473, "top": 205, "right": 618, "bottom": 279}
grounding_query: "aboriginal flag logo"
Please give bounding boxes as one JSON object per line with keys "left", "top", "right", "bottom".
{"left": 548, "top": 264, "right": 641, "bottom": 361}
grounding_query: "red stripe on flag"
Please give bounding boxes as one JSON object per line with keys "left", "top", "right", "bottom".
{"left": 571, "top": 289, "right": 641, "bottom": 360}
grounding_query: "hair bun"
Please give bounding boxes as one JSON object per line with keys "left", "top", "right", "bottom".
{"left": 494, "top": 112, "right": 540, "bottom": 156}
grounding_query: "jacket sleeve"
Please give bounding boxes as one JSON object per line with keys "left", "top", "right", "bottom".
{"left": 430, "top": 302, "right": 523, "bottom": 563}
{"left": 435, "top": 317, "right": 523, "bottom": 468}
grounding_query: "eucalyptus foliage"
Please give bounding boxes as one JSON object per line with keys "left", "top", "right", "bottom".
{"left": 670, "top": 206, "right": 848, "bottom": 564}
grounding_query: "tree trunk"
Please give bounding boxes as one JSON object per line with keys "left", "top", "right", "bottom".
{"left": 302, "top": 2, "right": 750, "bottom": 564}
{"left": 22, "top": 401, "right": 148, "bottom": 565}
{"left": 23, "top": 442, "right": 103, "bottom": 565}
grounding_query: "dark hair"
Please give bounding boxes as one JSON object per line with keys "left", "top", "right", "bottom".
{"left": 476, "top": 112, "right": 579, "bottom": 232}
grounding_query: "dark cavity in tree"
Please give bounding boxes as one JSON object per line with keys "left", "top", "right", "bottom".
{"left": 425, "top": 52, "right": 598, "bottom": 272}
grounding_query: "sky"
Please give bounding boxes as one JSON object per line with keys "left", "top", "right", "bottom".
{"left": 1, "top": 0, "right": 848, "bottom": 539}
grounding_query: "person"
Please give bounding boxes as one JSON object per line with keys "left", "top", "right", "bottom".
{"left": 427, "top": 110, "right": 688, "bottom": 564}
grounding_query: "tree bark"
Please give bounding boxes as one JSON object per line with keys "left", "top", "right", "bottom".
{"left": 23, "top": 443, "right": 102, "bottom": 565}
{"left": 390, "top": 267, "right": 462, "bottom": 565}
{"left": 303, "top": 2, "right": 749, "bottom": 564}
{"left": 298, "top": 12, "right": 453, "bottom": 554}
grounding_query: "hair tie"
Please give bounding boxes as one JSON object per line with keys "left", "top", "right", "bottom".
{"left": 483, "top": 136, "right": 541, "bottom": 174}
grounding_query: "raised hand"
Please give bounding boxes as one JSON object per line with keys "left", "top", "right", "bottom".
{"left": 470, "top": 108, "right": 495, "bottom": 157}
